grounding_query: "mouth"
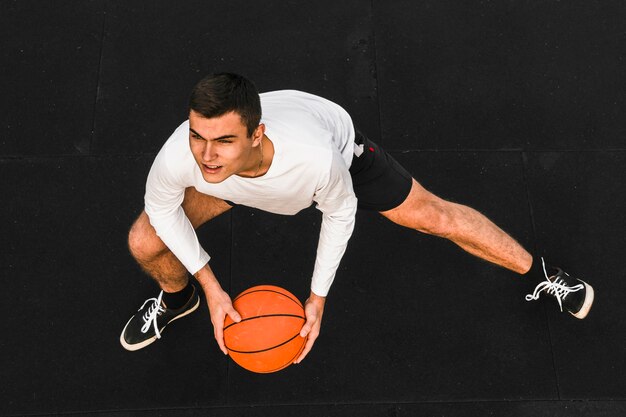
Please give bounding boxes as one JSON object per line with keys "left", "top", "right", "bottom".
{"left": 202, "top": 164, "right": 223, "bottom": 174}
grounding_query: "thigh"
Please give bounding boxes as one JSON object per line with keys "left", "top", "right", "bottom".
{"left": 180, "top": 187, "right": 233, "bottom": 228}
{"left": 379, "top": 178, "right": 452, "bottom": 237}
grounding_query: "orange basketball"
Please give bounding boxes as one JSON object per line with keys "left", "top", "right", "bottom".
{"left": 223, "top": 285, "right": 307, "bottom": 373}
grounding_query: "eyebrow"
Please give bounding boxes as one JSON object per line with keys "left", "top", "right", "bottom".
{"left": 189, "top": 128, "right": 237, "bottom": 141}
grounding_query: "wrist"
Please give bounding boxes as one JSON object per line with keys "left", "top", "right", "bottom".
{"left": 194, "top": 264, "right": 221, "bottom": 292}
{"left": 308, "top": 290, "right": 326, "bottom": 305}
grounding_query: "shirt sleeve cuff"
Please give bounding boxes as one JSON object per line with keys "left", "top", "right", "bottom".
{"left": 189, "top": 252, "right": 211, "bottom": 276}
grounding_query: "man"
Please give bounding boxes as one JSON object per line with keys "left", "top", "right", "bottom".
{"left": 120, "top": 73, "right": 594, "bottom": 362}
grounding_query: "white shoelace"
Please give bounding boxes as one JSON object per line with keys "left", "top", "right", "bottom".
{"left": 525, "top": 258, "right": 584, "bottom": 312}
{"left": 140, "top": 291, "right": 165, "bottom": 339}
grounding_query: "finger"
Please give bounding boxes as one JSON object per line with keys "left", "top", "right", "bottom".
{"left": 295, "top": 332, "right": 316, "bottom": 364}
{"left": 226, "top": 305, "right": 241, "bottom": 322}
{"left": 214, "top": 318, "right": 228, "bottom": 355}
{"left": 300, "top": 321, "right": 313, "bottom": 338}
{"left": 300, "top": 312, "right": 317, "bottom": 337}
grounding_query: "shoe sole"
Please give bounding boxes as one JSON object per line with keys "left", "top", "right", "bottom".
{"left": 572, "top": 281, "right": 594, "bottom": 320}
{"left": 119, "top": 296, "right": 201, "bottom": 351}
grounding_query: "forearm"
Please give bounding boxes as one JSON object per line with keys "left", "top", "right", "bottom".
{"left": 310, "top": 210, "right": 355, "bottom": 296}
{"left": 194, "top": 263, "right": 223, "bottom": 294}
{"left": 146, "top": 205, "right": 211, "bottom": 274}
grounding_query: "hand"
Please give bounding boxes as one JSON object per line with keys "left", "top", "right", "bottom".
{"left": 195, "top": 265, "right": 241, "bottom": 355}
{"left": 294, "top": 291, "right": 326, "bottom": 364}
{"left": 205, "top": 286, "right": 241, "bottom": 355}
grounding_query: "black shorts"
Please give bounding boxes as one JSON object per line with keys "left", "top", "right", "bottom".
{"left": 225, "top": 130, "right": 413, "bottom": 211}
{"left": 349, "top": 130, "right": 413, "bottom": 211}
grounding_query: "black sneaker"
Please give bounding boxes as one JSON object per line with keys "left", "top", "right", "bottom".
{"left": 120, "top": 284, "right": 200, "bottom": 351}
{"left": 525, "top": 259, "right": 594, "bottom": 319}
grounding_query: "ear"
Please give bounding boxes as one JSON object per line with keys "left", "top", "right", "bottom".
{"left": 252, "top": 123, "right": 265, "bottom": 146}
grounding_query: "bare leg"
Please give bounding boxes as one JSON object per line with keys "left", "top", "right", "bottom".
{"left": 127, "top": 187, "right": 232, "bottom": 292}
{"left": 381, "top": 179, "right": 532, "bottom": 274}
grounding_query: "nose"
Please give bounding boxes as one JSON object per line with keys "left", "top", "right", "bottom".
{"left": 202, "top": 142, "right": 217, "bottom": 162}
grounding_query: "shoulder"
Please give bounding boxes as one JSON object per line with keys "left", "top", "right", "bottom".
{"left": 158, "top": 120, "right": 192, "bottom": 158}
{"left": 261, "top": 89, "right": 321, "bottom": 99}
{"left": 152, "top": 120, "right": 195, "bottom": 179}
{"left": 260, "top": 90, "right": 340, "bottom": 108}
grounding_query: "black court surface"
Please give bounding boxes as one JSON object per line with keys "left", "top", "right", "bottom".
{"left": 2, "top": 1, "right": 625, "bottom": 416}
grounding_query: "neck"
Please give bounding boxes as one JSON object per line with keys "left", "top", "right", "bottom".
{"left": 238, "top": 135, "right": 272, "bottom": 178}
{"left": 253, "top": 136, "right": 264, "bottom": 177}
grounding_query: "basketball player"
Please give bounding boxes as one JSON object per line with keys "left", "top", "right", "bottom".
{"left": 120, "top": 73, "right": 594, "bottom": 363}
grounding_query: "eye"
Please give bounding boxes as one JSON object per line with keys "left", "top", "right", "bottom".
{"left": 217, "top": 139, "right": 232, "bottom": 144}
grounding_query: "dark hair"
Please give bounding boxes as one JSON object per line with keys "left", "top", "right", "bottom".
{"left": 188, "top": 73, "right": 261, "bottom": 137}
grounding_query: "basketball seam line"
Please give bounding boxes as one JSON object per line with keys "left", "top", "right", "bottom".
{"left": 259, "top": 342, "right": 307, "bottom": 373}
{"left": 223, "top": 313, "right": 305, "bottom": 331}
{"left": 225, "top": 331, "right": 303, "bottom": 354}
{"left": 233, "top": 289, "right": 303, "bottom": 308}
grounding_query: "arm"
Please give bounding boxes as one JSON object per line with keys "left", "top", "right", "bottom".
{"left": 145, "top": 146, "right": 240, "bottom": 352}
{"left": 144, "top": 148, "right": 211, "bottom": 276}
{"left": 194, "top": 264, "right": 241, "bottom": 355}
{"left": 311, "top": 149, "right": 358, "bottom": 295}
{"left": 296, "top": 149, "right": 357, "bottom": 363}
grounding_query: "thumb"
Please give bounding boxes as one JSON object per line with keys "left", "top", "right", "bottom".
{"left": 300, "top": 322, "right": 312, "bottom": 338}
{"left": 226, "top": 306, "right": 242, "bottom": 322}
{"left": 300, "top": 313, "right": 316, "bottom": 337}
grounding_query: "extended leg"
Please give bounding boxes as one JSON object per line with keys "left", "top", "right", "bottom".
{"left": 380, "top": 178, "right": 532, "bottom": 274}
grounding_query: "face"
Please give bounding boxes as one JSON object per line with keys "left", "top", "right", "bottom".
{"left": 188, "top": 110, "right": 264, "bottom": 183}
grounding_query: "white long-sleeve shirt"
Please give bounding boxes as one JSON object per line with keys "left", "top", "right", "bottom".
{"left": 144, "top": 90, "right": 357, "bottom": 296}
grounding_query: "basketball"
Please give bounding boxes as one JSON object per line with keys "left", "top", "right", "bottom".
{"left": 223, "top": 285, "right": 307, "bottom": 373}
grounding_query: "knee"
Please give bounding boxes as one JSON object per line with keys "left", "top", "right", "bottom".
{"left": 383, "top": 181, "right": 457, "bottom": 238}
{"left": 128, "top": 213, "right": 166, "bottom": 262}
